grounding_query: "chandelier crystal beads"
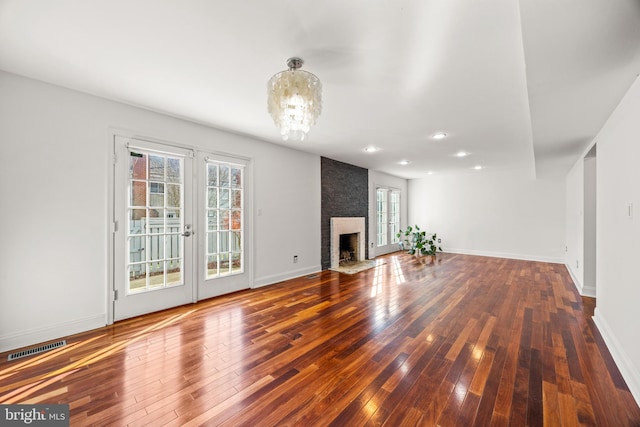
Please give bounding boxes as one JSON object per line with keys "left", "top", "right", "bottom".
{"left": 267, "top": 57, "right": 322, "bottom": 142}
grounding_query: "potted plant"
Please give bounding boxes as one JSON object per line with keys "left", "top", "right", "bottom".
{"left": 397, "top": 225, "right": 442, "bottom": 263}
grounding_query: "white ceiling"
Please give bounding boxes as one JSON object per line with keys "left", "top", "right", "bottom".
{"left": 1, "top": 0, "right": 639, "bottom": 179}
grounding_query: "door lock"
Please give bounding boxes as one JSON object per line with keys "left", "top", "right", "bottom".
{"left": 182, "top": 224, "right": 192, "bottom": 237}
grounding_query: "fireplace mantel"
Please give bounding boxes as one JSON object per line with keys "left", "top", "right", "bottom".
{"left": 330, "top": 217, "right": 366, "bottom": 269}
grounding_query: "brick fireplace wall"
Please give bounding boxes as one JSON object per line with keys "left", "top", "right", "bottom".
{"left": 321, "top": 157, "right": 368, "bottom": 269}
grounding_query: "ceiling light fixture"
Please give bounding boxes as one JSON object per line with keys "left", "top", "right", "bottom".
{"left": 399, "top": 160, "right": 410, "bottom": 165}
{"left": 473, "top": 165, "right": 483, "bottom": 170}
{"left": 267, "top": 57, "right": 322, "bottom": 142}
{"left": 431, "top": 132, "right": 448, "bottom": 140}
{"left": 364, "top": 146, "right": 379, "bottom": 153}
{"left": 455, "top": 151, "right": 468, "bottom": 157}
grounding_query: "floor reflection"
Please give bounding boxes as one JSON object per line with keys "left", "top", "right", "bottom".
{"left": 1, "top": 309, "right": 196, "bottom": 405}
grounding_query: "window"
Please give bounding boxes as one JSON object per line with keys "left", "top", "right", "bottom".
{"left": 390, "top": 190, "right": 400, "bottom": 244}
{"left": 377, "top": 188, "right": 388, "bottom": 247}
{"left": 127, "top": 152, "right": 183, "bottom": 292}
{"left": 206, "top": 161, "right": 244, "bottom": 278}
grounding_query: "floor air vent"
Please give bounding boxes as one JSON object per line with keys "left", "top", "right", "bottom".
{"left": 8, "top": 340, "right": 66, "bottom": 361}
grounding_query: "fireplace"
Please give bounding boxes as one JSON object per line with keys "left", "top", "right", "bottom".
{"left": 330, "top": 217, "right": 366, "bottom": 269}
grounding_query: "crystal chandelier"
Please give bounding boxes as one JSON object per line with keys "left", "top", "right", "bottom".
{"left": 267, "top": 57, "right": 322, "bottom": 142}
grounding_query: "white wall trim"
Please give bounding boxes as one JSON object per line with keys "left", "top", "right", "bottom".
{"left": 0, "top": 314, "right": 106, "bottom": 353}
{"left": 444, "top": 248, "right": 564, "bottom": 264}
{"left": 253, "top": 265, "right": 322, "bottom": 289}
{"left": 593, "top": 309, "right": 640, "bottom": 406}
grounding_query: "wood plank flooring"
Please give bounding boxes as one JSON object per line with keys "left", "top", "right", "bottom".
{"left": 1, "top": 252, "right": 639, "bottom": 426}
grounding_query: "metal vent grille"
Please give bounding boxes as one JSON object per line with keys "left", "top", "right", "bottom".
{"left": 8, "top": 340, "right": 66, "bottom": 361}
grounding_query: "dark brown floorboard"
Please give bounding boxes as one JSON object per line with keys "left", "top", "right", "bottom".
{"left": 1, "top": 252, "right": 638, "bottom": 426}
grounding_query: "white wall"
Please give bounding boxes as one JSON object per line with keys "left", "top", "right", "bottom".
{"left": 408, "top": 169, "right": 565, "bottom": 262}
{"left": 565, "top": 159, "right": 584, "bottom": 290}
{"left": 589, "top": 76, "right": 640, "bottom": 404}
{"left": 583, "top": 155, "right": 597, "bottom": 296}
{"left": 368, "top": 170, "right": 408, "bottom": 258}
{"left": 0, "top": 71, "right": 321, "bottom": 352}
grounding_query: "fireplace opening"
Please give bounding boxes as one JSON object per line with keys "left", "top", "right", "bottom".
{"left": 339, "top": 233, "right": 359, "bottom": 265}
{"left": 330, "top": 217, "right": 365, "bottom": 270}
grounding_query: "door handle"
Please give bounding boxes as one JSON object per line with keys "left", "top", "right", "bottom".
{"left": 182, "top": 231, "right": 192, "bottom": 237}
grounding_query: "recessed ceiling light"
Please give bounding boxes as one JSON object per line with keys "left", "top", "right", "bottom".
{"left": 364, "top": 146, "right": 379, "bottom": 153}
{"left": 427, "top": 171, "right": 434, "bottom": 175}
{"left": 473, "top": 165, "right": 483, "bottom": 170}
{"left": 431, "top": 132, "right": 448, "bottom": 140}
{"left": 399, "top": 160, "right": 410, "bottom": 165}
{"left": 455, "top": 151, "right": 468, "bottom": 157}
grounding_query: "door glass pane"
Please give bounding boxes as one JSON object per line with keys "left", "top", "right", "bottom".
{"left": 149, "top": 235, "right": 165, "bottom": 260}
{"left": 219, "top": 253, "right": 230, "bottom": 274}
{"left": 220, "top": 166, "right": 230, "bottom": 187}
{"left": 206, "top": 160, "right": 244, "bottom": 278}
{"left": 231, "top": 253, "right": 242, "bottom": 273}
{"left": 207, "top": 210, "right": 218, "bottom": 231}
{"left": 149, "top": 264, "right": 165, "bottom": 288}
{"left": 130, "top": 154, "right": 146, "bottom": 179}
{"left": 390, "top": 191, "right": 401, "bottom": 244}
{"left": 232, "top": 190, "right": 242, "bottom": 208}
{"left": 231, "top": 232, "right": 242, "bottom": 252}
{"left": 207, "top": 232, "right": 218, "bottom": 253}
{"left": 149, "top": 183, "right": 164, "bottom": 207}
{"left": 167, "top": 158, "right": 181, "bottom": 183}
{"left": 148, "top": 155, "right": 165, "bottom": 181}
{"left": 219, "top": 189, "right": 230, "bottom": 209}
{"left": 207, "top": 255, "right": 218, "bottom": 276}
{"left": 377, "top": 189, "right": 388, "bottom": 247}
{"left": 167, "top": 260, "right": 182, "bottom": 286}
{"left": 148, "top": 212, "right": 164, "bottom": 234}
{"left": 131, "top": 181, "right": 146, "bottom": 206}
{"left": 231, "top": 167, "right": 242, "bottom": 188}
{"left": 207, "top": 164, "right": 218, "bottom": 186}
{"left": 207, "top": 188, "right": 217, "bottom": 208}
{"left": 129, "top": 236, "right": 145, "bottom": 263}
{"left": 167, "top": 184, "right": 181, "bottom": 208}
{"left": 129, "top": 210, "right": 146, "bottom": 234}
{"left": 220, "top": 210, "right": 230, "bottom": 230}
{"left": 128, "top": 264, "right": 146, "bottom": 292}
{"left": 220, "top": 231, "right": 229, "bottom": 252}
{"left": 127, "top": 150, "right": 184, "bottom": 293}
{"left": 231, "top": 211, "right": 241, "bottom": 230}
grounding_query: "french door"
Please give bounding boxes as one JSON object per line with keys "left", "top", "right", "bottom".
{"left": 376, "top": 187, "right": 401, "bottom": 255}
{"left": 196, "top": 152, "right": 250, "bottom": 300}
{"left": 112, "top": 136, "right": 251, "bottom": 321}
{"left": 113, "top": 136, "right": 195, "bottom": 321}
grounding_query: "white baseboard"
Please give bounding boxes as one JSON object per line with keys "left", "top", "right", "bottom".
{"left": 445, "top": 248, "right": 564, "bottom": 264}
{"left": 564, "top": 263, "right": 596, "bottom": 297}
{"left": 581, "top": 284, "right": 596, "bottom": 298}
{"left": 0, "top": 314, "right": 106, "bottom": 353}
{"left": 593, "top": 309, "right": 640, "bottom": 407}
{"left": 253, "top": 265, "right": 322, "bottom": 288}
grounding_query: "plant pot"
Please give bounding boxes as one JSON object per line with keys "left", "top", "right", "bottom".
{"left": 415, "top": 253, "right": 434, "bottom": 265}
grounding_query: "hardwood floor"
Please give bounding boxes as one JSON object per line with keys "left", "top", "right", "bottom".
{"left": 1, "top": 252, "right": 639, "bottom": 426}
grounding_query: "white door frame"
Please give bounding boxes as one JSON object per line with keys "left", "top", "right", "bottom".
{"left": 196, "top": 151, "right": 253, "bottom": 300}
{"left": 106, "top": 130, "right": 254, "bottom": 324}
{"left": 111, "top": 135, "right": 197, "bottom": 322}
{"left": 375, "top": 186, "right": 401, "bottom": 256}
